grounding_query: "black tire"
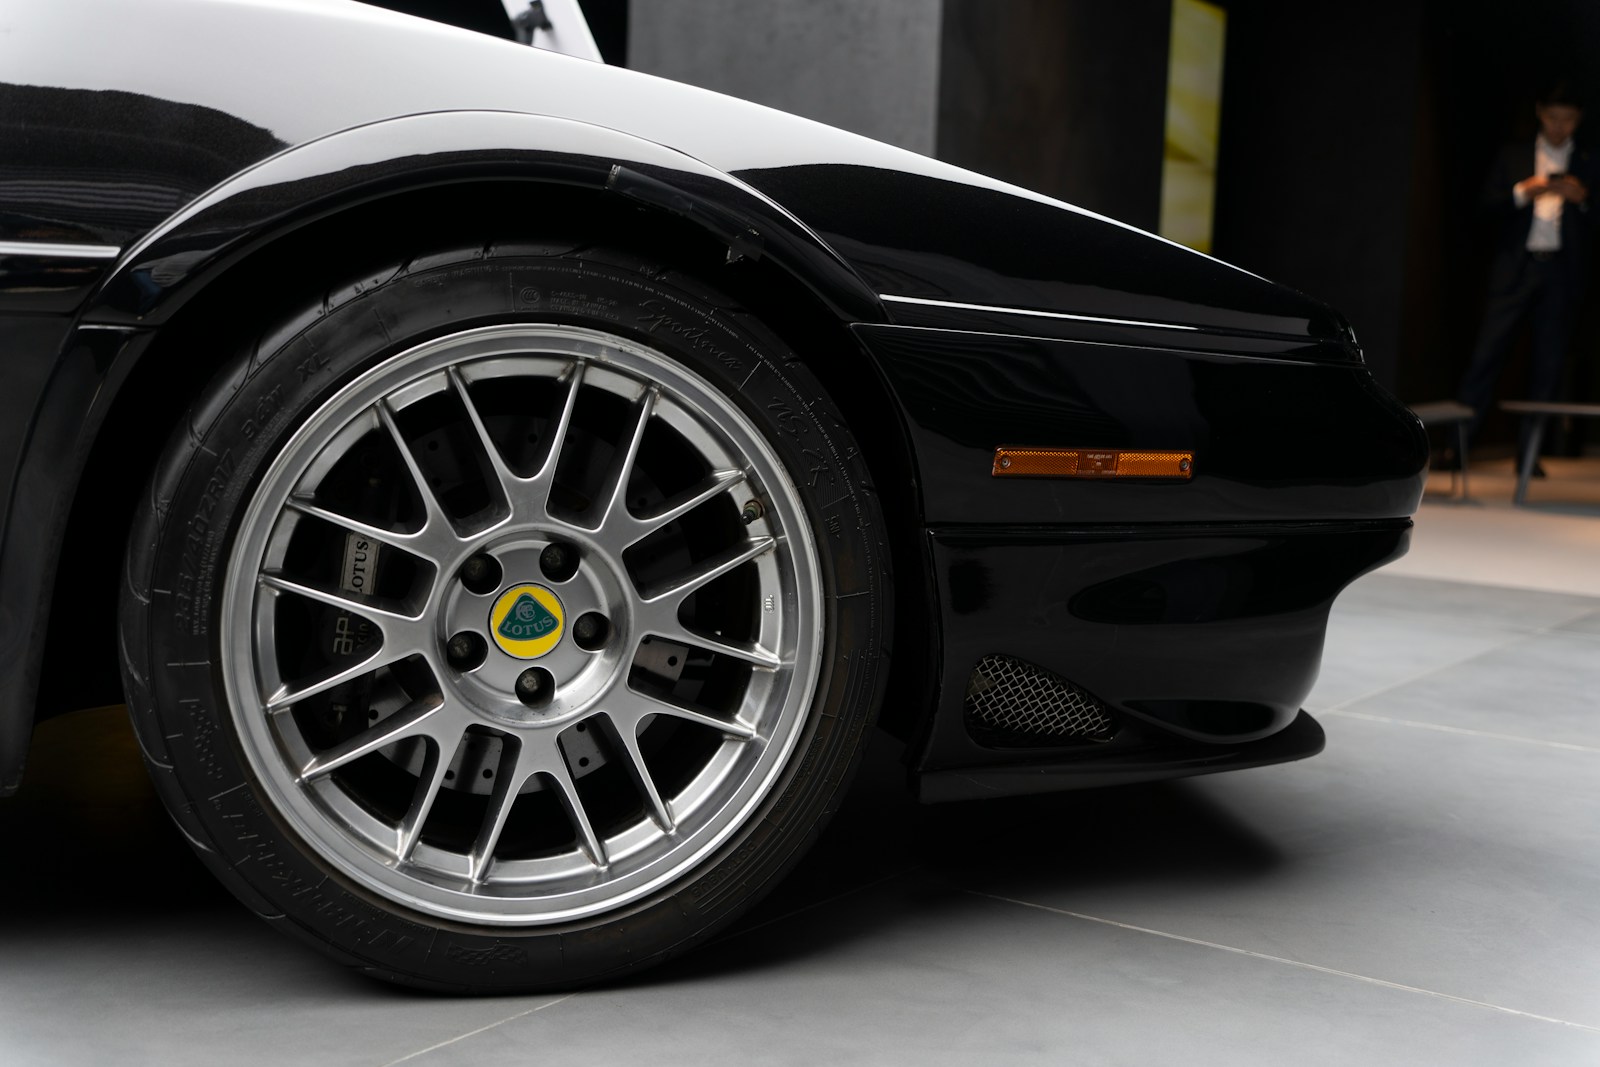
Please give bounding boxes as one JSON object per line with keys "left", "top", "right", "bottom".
{"left": 119, "top": 243, "right": 890, "bottom": 993}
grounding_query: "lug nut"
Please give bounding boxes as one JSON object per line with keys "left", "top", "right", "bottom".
{"left": 459, "top": 554, "right": 502, "bottom": 595}
{"left": 540, "top": 542, "right": 579, "bottom": 582}
{"left": 446, "top": 631, "right": 487, "bottom": 671}
{"left": 572, "top": 612, "right": 611, "bottom": 652}
{"left": 515, "top": 667, "right": 554, "bottom": 707}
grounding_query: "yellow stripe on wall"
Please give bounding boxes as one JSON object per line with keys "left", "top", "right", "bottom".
{"left": 1159, "top": 0, "right": 1227, "bottom": 253}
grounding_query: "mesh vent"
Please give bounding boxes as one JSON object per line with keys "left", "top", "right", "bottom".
{"left": 964, "top": 655, "right": 1116, "bottom": 745}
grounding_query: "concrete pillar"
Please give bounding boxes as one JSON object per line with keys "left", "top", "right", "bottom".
{"left": 627, "top": 0, "right": 944, "bottom": 155}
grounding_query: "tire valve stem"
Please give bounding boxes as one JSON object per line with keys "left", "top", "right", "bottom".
{"left": 740, "top": 499, "right": 764, "bottom": 525}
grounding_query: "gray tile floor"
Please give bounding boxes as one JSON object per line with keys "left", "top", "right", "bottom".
{"left": 3, "top": 572, "right": 1598, "bottom": 1065}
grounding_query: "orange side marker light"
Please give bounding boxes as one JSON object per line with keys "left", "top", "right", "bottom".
{"left": 992, "top": 448, "right": 1194, "bottom": 479}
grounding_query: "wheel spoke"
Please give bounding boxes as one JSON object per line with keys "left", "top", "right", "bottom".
{"left": 468, "top": 738, "right": 532, "bottom": 884}
{"left": 299, "top": 697, "right": 445, "bottom": 781}
{"left": 283, "top": 496, "right": 442, "bottom": 563}
{"left": 397, "top": 731, "right": 459, "bottom": 863}
{"left": 642, "top": 621, "right": 782, "bottom": 670}
{"left": 640, "top": 536, "right": 776, "bottom": 605}
{"left": 582, "top": 387, "right": 657, "bottom": 531}
{"left": 446, "top": 365, "right": 525, "bottom": 513}
{"left": 608, "top": 468, "right": 745, "bottom": 550}
{"left": 466, "top": 733, "right": 611, "bottom": 881}
{"left": 376, "top": 399, "right": 456, "bottom": 538}
{"left": 619, "top": 687, "right": 759, "bottom": 741}
{"left": 605, "top": 714, "right": 675, "bottom": 832}
{"left": 533, "top": 360, "right": 586, "bottom": 486}
{"left": 542, "top": 752, "right": 608, "bottom": 869}
{"left": 263, "top": 644, "right": 400, "bottom": 713}
{"left": 259, "top": 572, "right": 422, "bottom": 631}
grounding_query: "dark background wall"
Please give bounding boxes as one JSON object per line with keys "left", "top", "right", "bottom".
{"left": 931, "top": 0, "right": 1600, "bottom": 448}
{"left": 578, "top": 0, "right": 630, "bottom": 65}
{"left": 628, "top": 0, "right": 942, "bottom": 153}
{"left": 1210, "top": 0, "right": 1425, "bottom": 393}
{"left": 1403, "top": 0, "right": 1600, "bottom": 446}
{"left": 427, "top": 0, "right": 1600, "bottom": 448}
{"left": 933, "top": 0, "right": 1428, "bottom": 391}
{"left": 937, "top": 0, "right": 1172, "bottom": 234}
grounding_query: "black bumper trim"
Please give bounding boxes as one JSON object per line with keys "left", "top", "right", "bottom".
{"left": 916, "top": 709, "right": 1326, "bottom": 803}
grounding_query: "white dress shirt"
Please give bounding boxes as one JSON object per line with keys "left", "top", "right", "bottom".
{"left": 1511, "top": 135, "right": 1573, "bottom": 251}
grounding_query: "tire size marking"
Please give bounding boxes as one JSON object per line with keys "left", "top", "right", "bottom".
{"left": 240, "top": 383, "right": 285, "bottom": 441}
{"left": 444, "top": 944, "right": 530, "bottom": 967}
{"left": 550, "top": 290, "right": 621, "bottom": 320}
{"left": 801, "top": 447, "right": 834, "bottom": 489}
{"left": 295, "top": 349, "right": 330, "bottom": 382}
{"left": 766, "top": 401, "right": 809, "bottom": 441}
{"left": 174, "top": 448, "right": 236, "bottom": 638}
{"left": 187, "top": 701, "right": 229, "bottom": 782}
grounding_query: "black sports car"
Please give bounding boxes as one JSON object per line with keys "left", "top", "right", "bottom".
{"left": 1, "top": 0, "right": 1426, "bottom": 992}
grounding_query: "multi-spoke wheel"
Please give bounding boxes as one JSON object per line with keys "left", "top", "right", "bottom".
{"left": 121, "top": 246, "right": 889, "bottom": 991}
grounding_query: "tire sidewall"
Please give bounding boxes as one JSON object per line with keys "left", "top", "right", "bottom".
{"left": 122, "top": 249, "right": 887, "bottom": 991}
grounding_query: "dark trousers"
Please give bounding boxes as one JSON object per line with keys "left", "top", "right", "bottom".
{"left": 1457, "top": 251, "right": 1580, "bottom": 457}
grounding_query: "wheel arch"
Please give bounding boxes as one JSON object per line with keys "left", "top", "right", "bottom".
{"left": 81, "top": 110, "right": 885, "bottom": 329}
{"left": 7, "top": 115, "right": 933, "bottom": 793}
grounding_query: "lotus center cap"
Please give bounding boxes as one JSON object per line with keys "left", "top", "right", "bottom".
{"left": 488, "top": 583, "right": 565, "bottom": 659}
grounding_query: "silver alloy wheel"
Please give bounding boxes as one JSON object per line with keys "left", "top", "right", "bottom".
{"left": 219, "top": 324, "right": 822, "bottom": 925}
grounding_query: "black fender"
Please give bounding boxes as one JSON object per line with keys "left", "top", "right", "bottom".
{"left": 82, "top": 110, "right": 885, "bottom": 326}
{"left": 0, "top": 111, "right": 889, "bottom": 795}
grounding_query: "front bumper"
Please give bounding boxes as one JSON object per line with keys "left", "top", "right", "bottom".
{"left": 909, "top": 518, "right": 1410, "bottom": 799}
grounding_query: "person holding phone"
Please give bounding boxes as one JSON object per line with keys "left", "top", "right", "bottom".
{"left": 1456, "top": 84, "right": 1598, "bottom": 473}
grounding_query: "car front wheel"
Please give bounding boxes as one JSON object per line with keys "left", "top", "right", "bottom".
{"left": 120, "top": 244, "right": 889, "bottom": 992}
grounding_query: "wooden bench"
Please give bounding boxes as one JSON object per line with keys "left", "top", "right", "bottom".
{"left": 1500, "top": 400, "right": 1600, "bottom": 505}
{"left": 1409, "top": 400, "right": 1474, "bottom": 500}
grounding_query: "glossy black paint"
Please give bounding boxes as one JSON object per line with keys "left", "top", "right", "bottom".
{"left": 746, "top": 164, "right": 1348, "bottom": 342}
{"left": 876, "top": 298, "right": 1358, "bottom": 363}
{"left": 0, "top": 0, "right": 1425, "bottom": 798}
{"left": 0, "top": 247, "right": 117, "bottom": 315}
{"left": 857, "top": 325, "right": 1429, "bottom": 527}
{"left": 5, "top": 1, "right": 1335, "bottom": 338}
{"left": 1, "top": 82, "right": 286, "bottom": 246}
{"left": 82, "top": 110, "right": 882, "bottom": 326}
{"left": 919, "top": 520, "right": 1408, "bottom": 784}
{"left": 917, "top": 710, "right": 1327, "bottom": 803}
{"left": 0, "top": 320, "right": 141, "bottom": 795}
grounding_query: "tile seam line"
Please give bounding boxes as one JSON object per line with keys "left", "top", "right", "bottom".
{"left": 1331, "top": 602, "right": 1600, "bottom": 633}
{"left": 964, "top": 890, "right": 1600, "bottom": 1034}
{"left": 380, "top": 992, "right": 577, "bottom": 1066}
{"left": 1320, "top": 708, "right": 1600, "bottom": 754}
{"left": 374, "top": 868, "right": 916, "bottom": 1064}
{"left": 1532, "top": 605, "right": 1600, "bottom": 634}
{"left": 1387, "top": 574, "right": 1600, "bottom": 602}
{"left": 1318, "top": 630, "right": 1539, "bottom": 714}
